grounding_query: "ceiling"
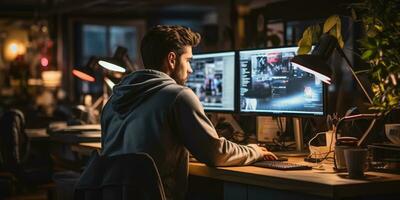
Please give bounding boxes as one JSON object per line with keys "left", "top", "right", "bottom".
{"left": 0, "top": 0, "right": 235, "bottom": 17}
{"left": 0, "top": 0, "right": 356, "bottom": 24}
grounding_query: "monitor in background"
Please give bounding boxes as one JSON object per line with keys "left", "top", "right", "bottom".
{"left": 186, "top": 51, "right": 236, "bottom": 112}
{"left": 239, "top": 47, "right": 325, "bottom": 116}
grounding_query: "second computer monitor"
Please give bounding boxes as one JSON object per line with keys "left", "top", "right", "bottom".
{"left": 239, "top": 47, "right": 325, "bottom": 116}
{"left": 186, "top": 51, "right": 235, "bottom": 112}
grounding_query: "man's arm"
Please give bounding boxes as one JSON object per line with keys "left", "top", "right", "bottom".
{"left": 172, "top": 88, "right": 273, "bottom": 166}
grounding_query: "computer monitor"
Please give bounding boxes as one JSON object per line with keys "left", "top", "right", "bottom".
{"left": 239, "top": 46, "right": 325, "bottom": 116}
{"left": 186, "top": 51, "right": 236, "bottom": 112}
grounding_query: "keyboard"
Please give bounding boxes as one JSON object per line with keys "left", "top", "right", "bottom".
{"left": 252, "top": 161, "right": 312, "bottom": 170}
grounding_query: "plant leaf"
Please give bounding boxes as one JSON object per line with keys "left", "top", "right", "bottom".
{"left": 297, "top": 27, "right": 313, "bottom": 55}
{"left": 310, "top": 24, "right": 321, "bottom": 43}
{"left": 337, "top": 35, "right": 344, "bottom": 48}
{"left": 374, "top": 24, "right": 383, "bottom": 32}
{"left": 297, "top": 41, "right": 312, "bottom": 55}
{"left": 329, "top": 28, "right": 337, "bottom": 37}
{"left": 298, "top": 46, "right": 311, "bottom": 55}
{"left": 323, "top": 15, "right": 341, "bottom": 33}
{"left": 336, "top": 17, "right": 342, "bottom": 39}
{"left": 361, "top": 50, "right": 374, "bottom": 60}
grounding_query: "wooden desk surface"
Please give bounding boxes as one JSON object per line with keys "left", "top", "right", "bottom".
{"left": 73, "top": 142, "right": 400, "bottom": 198}
{"left": 78, "top": 142, "right": 101, "bottom": 149}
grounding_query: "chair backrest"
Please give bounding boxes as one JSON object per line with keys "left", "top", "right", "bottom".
{"left": 74, "top": 151, "right": 166, "bottom": 200}
{"left": 0, "top": 109, "right": 28, "bottom": 169}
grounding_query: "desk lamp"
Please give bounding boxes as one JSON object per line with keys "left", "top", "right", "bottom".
{"left": 72, "top": 56, "right": 97, "bottom": 82}
{"left": 291, "top": 33, "right": 373, "bottom": 104}
{"left": 291, "top": 34, "right": 381, "bottom": 170}
{"left": 72, "top": 56, "right": 117, "bottom": 109}
{"left": 98, "top": 46, "right": 135, "bottom": 73}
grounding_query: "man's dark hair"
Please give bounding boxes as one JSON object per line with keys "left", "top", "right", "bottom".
{"left": 140, "top": 25, "right": 201, "bottom": 70}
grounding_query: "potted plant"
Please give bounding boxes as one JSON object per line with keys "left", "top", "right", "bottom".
{"left": 354, "top": 0, "right": 400, "bottom": 115}
{"left": 356, "top": 0, "right": 400, "bottom": 146}
{"left": 296, "top": 0, "right": 400, "bottom": 115}
{"left": 296, "top": 0, "right": 400, "bottom": 146}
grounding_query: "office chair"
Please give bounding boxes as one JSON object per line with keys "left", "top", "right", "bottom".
{"left": 0, "top": 109, "right": 53, "bottom": 197}
{"left": 74, "top": 151, "right": 166, "bottom": 200}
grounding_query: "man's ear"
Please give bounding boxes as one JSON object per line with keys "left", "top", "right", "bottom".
{"left": 167, "top": 52, "right": 176, "bottom": 70}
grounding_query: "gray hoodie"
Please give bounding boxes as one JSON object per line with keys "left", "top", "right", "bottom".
{"left": 101, "top": 69, "right": 261, "bottom": 200}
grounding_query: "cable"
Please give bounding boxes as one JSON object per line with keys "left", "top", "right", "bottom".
{"left": 307, "top": 129, "right": 335, "bottom": 163}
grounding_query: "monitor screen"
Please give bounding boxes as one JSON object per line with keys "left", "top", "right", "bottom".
{"left": 239, "top": 47, "right": 325, "bottom": 116}
{"left": 186, "top": 51, "right": 236, "bottom": 112}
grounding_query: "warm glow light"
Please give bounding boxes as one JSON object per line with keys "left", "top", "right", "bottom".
{"left": 72, "top": 69, "right": 95, "bottom": 82}
{"left": 42, "top": 71, "right": 62, "bottom": 87}
{"left": 292, "top": 63, "right": 331, "bottom": 84}
{"left": 10, "top": 43, "right": 19, "bottom": 53}
{"left": 28, "top": 78, "right": 43, "bottom": 86}
{"left": 3, "top": 29, "right": 29, "bottom": 61}
{"left": 41, "top": 57, "right": 49, "bottom": 67}
{"left": 4, "top": 41, "right": 27, "bottom": 61}
{"left": 98, "top": 60, "right": 126, "bottom": 73}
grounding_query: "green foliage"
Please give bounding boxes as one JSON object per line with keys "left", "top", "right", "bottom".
{"left": 355, "top": 0, "right": 400, "bottom": 114}
{"left": 297, "top": 15, "right": 344, "bottom": 55}
{"left": 297, "top": 24, "right": 319, "bottom": 54}
{"left": 297, "top": 0, "right": 400, "bottom": 115}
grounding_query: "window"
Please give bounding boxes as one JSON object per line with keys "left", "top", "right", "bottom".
{"left": 81, "top": 24, "right": 138, "bottom": 67}
{"left": 73, "top": 20, "right": 144, "bottom": 102}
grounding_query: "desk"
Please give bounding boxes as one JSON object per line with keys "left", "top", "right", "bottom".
{"left": 45, "top": 124, "right": 101, "bottom": 144}
{"left": 72, "top": 143, "right": 399, "bottom": 200}
{"left": 25, "top": 128, "right": 50, "bottom": 139}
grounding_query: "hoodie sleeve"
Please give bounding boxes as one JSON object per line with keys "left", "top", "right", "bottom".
{"left": 172, "top": 88, "right": 262, "bottom": 166}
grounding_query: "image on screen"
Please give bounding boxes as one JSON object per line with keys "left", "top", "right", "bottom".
{"left": 239, "top": 47, "right": 324, "bottom": 115}
{"left": 186, "top": 52, "right": 235, "bottom": 112}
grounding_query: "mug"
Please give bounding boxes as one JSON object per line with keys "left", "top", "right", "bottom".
{"left": 344, "top": 148, "right": 368, "bottom": 178}
{"left": 334, "top": 145, "right": 353, "bottom": 171}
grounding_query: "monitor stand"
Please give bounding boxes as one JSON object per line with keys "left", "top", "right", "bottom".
{"left": 273, "top": 117, "right": 309, "bottom": 157}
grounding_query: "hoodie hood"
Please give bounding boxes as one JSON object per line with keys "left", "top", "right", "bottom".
{"left": 110, "top": 69, "right": 176, "bottom": 115}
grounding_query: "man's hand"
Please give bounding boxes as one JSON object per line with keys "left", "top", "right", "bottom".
{"left": 248, "top": 144, "right": 278, "bottom": 161}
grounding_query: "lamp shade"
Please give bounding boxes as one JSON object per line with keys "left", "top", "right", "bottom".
{"left": 98, "top": 46, "right": 133, "bottom": 73}
{"left": 72, "top": 57, "right": 97, "bottom": 82}
{"left": 291, "top": 55, "right": 332, "bottom": 84}
{"left": 98, "top": 58, "right": 126, "bottom": 73}
{"left": 99, "top": 46, "right": 135, "bottom": 73}
{"left": 291, "top": 34, "right": 339, "bottom": 84}
{"left": 114, "top": 46, "right": 135, "bottom": 71}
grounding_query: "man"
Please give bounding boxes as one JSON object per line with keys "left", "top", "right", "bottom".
{"left": 101, "top": 25, "right": 276, "bottom": 200}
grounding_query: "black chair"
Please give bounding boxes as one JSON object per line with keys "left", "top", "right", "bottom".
{"left": 0, "top": 109, "right": 54, "bottom": 198}
{"left": 74, "top": 151, "right": 166, "bottom": 200}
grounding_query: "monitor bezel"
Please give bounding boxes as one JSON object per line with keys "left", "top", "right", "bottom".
{"left": 189, "top": 50, "right": 237, "bottom": 113}
{"left": 237, "top": 46, "right": 327, "bottom": 117}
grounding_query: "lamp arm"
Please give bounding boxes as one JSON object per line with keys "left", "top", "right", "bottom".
{"left": 92, "top": 96, "right": 104, "bottom": 110}
{"left": 357, "top": 119, "right": 377, "bottom": 147}
{"left": 336, "top": 48, "right": 373, "bottom": 104}
{"left": 334, "top": 113, "right": 381, "bottom": 146}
